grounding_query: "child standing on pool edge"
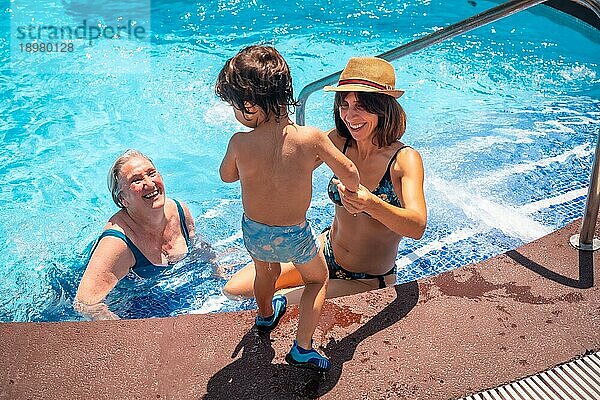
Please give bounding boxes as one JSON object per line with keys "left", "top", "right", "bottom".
{"left": 216, "top": 45, "right": 359, "bottom": 371}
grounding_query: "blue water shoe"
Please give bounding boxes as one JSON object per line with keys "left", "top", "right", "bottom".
{"left": 285, "top": 340, "right": 331, "bottom": 372}
{"left": 255, "top": 294, "right": 287, "bottom": 332}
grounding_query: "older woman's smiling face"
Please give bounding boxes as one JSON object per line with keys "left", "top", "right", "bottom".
{"left": 118, "top": 156, "right": 165, "bottom": 210}
{"left": 339, "top": 92, "right": 379, "bottom": 141}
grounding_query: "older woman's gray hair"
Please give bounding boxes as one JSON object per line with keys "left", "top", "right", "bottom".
{"left": 107, "top": 149, "right": 154, "bottom": 208}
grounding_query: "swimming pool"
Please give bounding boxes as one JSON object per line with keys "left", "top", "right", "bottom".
{"left": 0, "top": 0, "right": 598, "bottom": 322}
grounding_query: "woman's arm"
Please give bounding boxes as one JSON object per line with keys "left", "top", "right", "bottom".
{"left": 74, "top": 236, "right": 134, "bottom": 320}
{"left": 337, "top": 147, "right": 427, "bottom": 239}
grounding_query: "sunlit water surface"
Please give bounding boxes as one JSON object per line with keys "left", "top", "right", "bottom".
{"left": 0, "top": 0, "right": 598, "bottom": 321}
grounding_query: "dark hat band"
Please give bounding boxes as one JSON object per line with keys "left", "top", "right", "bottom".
{"left": 338, "top": 78, "right": 391, "bottom": 91}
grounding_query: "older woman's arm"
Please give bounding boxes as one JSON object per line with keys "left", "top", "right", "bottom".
{"left": 74, "top": 236, "right": 133, "bottom": 320}
{"left": 337, "top": 147, "right": 427, "bottom": 239}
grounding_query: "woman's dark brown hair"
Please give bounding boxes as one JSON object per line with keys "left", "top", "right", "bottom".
{"left": 215, "top": 45, "right": 297, "bottom": 121}
{"left": 333, "top": 91, "right": 406, "bottom": 148}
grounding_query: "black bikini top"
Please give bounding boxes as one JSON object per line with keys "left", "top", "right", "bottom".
{"left": 328, "top": 138, "right": 408, "bottom": 208}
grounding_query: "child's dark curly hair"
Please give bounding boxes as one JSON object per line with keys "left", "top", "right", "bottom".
{"left": 215, "top": 45, "right": 297, "bottom": 121}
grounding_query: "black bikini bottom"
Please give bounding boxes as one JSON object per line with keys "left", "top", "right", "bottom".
{"left": 322, "top": 228, "right": 396, "bottom": 289}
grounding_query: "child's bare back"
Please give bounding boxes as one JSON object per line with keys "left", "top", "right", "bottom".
{"left": 226, "top": 120, "right": 350, "bottom": 226}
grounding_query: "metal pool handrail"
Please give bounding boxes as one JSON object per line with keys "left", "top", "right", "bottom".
{"left": 296, "top": 0, "right": 600, "bottom": 251}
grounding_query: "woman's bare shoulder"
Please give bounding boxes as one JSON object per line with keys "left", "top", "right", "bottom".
{"left": 397, "top": 144, "right": 422, "bottom": 162}
{"left": 104, "top": 210, "right": 129, "bottom": 233}
{"left": 393, "top": 144, "right": 423, "bottom": 175}
{"left": 167, "top": 198, "right": 192, "bottom": 225}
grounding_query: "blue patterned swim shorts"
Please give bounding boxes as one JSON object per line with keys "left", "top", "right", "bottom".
{"left": 241, "top": 214, "right": 320, "bottom": 264}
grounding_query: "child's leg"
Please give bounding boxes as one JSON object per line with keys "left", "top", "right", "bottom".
{"left": 253, "top": 258, "right": 281, "bottom": 318}
{"left": 292, "top": 251, "right": 329, "bottom": 349}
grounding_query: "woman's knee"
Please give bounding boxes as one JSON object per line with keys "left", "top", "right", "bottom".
{"left": 222, "top": 262, "right": 257, "bottom": 299}
{"left": 223, "top": 278, "right": 250, "bottom": 299}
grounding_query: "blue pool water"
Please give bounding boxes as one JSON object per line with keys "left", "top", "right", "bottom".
{"left": 0, "top": 0, "right": 598, "bottom": 321}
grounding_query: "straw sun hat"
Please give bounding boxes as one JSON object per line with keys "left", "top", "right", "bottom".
{"left": 324, "top": 57, "right": 404, "bottom": 98}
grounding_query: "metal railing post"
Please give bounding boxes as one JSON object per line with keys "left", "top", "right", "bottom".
{"left": 570, "top": 129, "right": 600, "bottom": 250}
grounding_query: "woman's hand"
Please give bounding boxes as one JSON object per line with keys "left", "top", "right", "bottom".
{"left": 73, "top": 299, "right": 120, "bottom": 320}
{"left": 333, "top": 178, "right": 374, "bottom": 215}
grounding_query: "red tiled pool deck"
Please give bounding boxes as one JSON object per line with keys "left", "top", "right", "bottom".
{"left": 1, "top": 219, "right": 598, "bottom": 399}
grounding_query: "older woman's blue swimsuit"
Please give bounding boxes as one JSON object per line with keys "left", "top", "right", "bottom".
{"left": 89, "top": 199, "right": 191, "bottom": 279}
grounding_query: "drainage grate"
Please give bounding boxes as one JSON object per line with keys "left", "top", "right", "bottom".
{"left": 460, "top": 351, "right": 600, "bottom": 400}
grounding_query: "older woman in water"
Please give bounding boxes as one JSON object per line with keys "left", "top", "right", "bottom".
{"left": 74, "top": 149, "right": 196, "bottom": 320}
{"left": 224, "top": 57, "right": 426, "bottom": 302}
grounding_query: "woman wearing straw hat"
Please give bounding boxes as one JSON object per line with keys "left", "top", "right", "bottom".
{"left": 223, "top": 57, "right": 427, "bottom": 301}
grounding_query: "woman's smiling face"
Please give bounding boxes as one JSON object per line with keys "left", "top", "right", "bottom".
{"left": 338, "top": 92, "right": 379, "bottom": 141}
{"left": 118, "top": 157, "right": 165, "bottom": 210}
